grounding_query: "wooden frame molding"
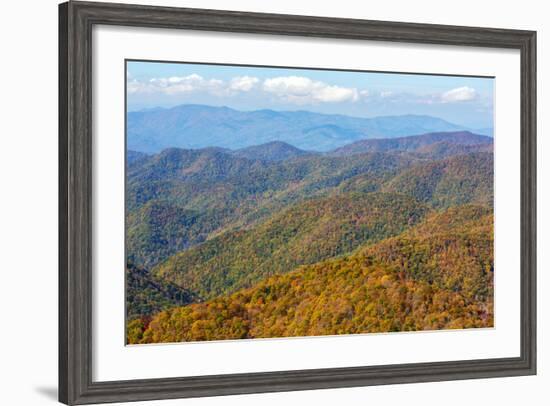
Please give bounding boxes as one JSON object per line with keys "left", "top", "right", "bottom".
{"left": 59, "top": 1, "right": 536, "bottom": 404}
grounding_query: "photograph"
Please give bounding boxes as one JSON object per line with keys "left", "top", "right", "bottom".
{"left": 125, "top": 61, "right": 495, "bottom": 344}
{"left": 1, "top": 0, "right": 543, "bottom": 405}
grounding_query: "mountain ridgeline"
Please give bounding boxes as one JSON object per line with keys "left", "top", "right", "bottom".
{"left": 125, "top": 127, "right": 494, "bottom": 343}
{"left": 127, "top": 104, "right": 492, "bottom": 153}
{"left": 330, "top": 131, "right": 492, "bottom": 156}
{"left": 231, "top": 141, "right": 313, "bottom": 161}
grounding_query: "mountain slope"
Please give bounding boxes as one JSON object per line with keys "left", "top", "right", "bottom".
{"left": 382, "top": 152, "right": 493, "bottom": 208}
{"left": 127, "top": 104, "right": 468, "bottom": 152}
{"left": 126, "top": 200, "right": 236, "bottom": 269}
{"left": 127, "top": 150, "right": 149, "bottom": 164}
{"left": 126, "top": 147, "right": 493, "bottom": 269}
{"left": 126, "top": 263, "right": 196, "bottom": 320}
{"left": 330, "top": 131, "right": 492, "bottom": 156}
{"left": 361, "top": 205, "right": 493, "bottom": 300}
{"left": 126, "top": 148, "right": 414, "bottom": 268}
{"left": 130, "top": 205, "right": 493, "bottom": 343}
{"left": 413, "top": 141, "right": 493, "bottom": 159}
{"left": 231, "top": 141, "right": 313, "bottom": 161}
{"left": 126, "top": 147, "right": 411, "bottom": 212}
{"left": 152, "top": 192, "right": 429, "bottom": 301}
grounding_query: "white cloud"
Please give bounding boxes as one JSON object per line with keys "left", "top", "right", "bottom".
{"left": 128, "top": 73, "right": 262, "bottom": 96}
{"left": 262, "top": 76, "right": 359, "bottom": 104}
{"left": 127, "top": 74, "right": 226, "bottom": 96}
{"left": 230, "top": 76, "right": 259, "bottom": 91}
{"left": 128, "top": 73, "right": 366, "bottom": 104}
{"left": 380, "top": 91, "right": 393, "bottom": 98}
{"left": 153, "top": 74, "right": 225, "bottom": 95}
{"left": 165, "top": 73, "right": 202, "bottom": 84}
{"left": 441, "top": 86, "right": 477, "bottom": 102}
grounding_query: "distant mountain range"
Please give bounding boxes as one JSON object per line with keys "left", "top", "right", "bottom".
{"left": 330, "top": 131, "right": 493, "bottom": 157}
{"left": 127, "top": 104, "right": 492, "bottom": 153}
{"left": 129, "top": 130, "right": 492, "bottom": 163}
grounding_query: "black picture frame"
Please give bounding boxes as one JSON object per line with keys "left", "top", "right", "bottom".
{"left": 59, "top": 1, "right": 537, "bottom": 404}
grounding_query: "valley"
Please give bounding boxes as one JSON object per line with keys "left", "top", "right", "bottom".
{"left": 125, "top": 127, "right": 494, "bottom": 343}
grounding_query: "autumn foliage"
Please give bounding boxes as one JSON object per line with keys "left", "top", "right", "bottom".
{"left": 125, "top": 133, "right": 494, "bottom": 344}
{"left": 128, "top": 205, "right": 493, "bottom": 344}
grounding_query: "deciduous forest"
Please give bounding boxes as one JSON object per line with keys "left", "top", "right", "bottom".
{"left": 125, "top": 118, "right": 494, "bottom": 344}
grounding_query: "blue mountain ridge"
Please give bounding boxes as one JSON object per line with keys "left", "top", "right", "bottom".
{"left": 127, "top": 104, "right": 492, "bottom": 153}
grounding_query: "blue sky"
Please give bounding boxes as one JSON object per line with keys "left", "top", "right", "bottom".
{"left": 127, "top": 60, "right": 494, "bottom": 129}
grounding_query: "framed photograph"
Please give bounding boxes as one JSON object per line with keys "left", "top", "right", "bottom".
{"left": 59, "top": 1, "right": 536, "bottom": 404}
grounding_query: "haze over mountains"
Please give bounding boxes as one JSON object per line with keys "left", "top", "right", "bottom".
{"left": 127, "top": 104, "right": 493, "bottom": 153}
{"left": 128, "top": 130, "right": 493, "bottom": 164}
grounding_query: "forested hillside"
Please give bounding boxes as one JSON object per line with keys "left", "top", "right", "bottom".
{"left": 126, "top": 148, "right": 413, "bottom": 268}
{"left": 125, "top": 129, "right": 494, "bottom": 343}
{"left": 126, "top": 136, "right": 492, "bottom": 269}
{"left": 152, "top": 192, "right": 428, "bottom": 301}
{"left": 330, "top": 131, "right": 492, "bottom": 156}
{"left": 382, "top": 152, "right": 493, "bottom": 208}
{"left": 126, "top": 263, "right": 196, "bottom": 319}
{"left": 128, "top": 205, "right": 493, "bottom": 343}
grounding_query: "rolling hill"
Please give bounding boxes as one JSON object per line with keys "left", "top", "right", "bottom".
{"left": 231, "top": 141, "right": 313, "bottom": 161}
{"left": 126, "top": 146, "right": 493, "bottom": 269}
{"left": 382, "top": 152, "right": 494, "bottom": 208}
{"left": 128, "top": 205, "right": 493, "bottom": 343}
{"left": 126, "top": 148, "right": 414, "bottom": 268}
{"left": 361, "top": 205, "right": 494, "bottom": 300}
{"left": 126, "top": 200, "right": 237, "bottom": 269}
{"left": 126, "top": 263, "right": 196, "bottom": 320}
{"left": 126, "top": 146, "right": 408, "bottom": 209}
{"left": 124, "top": 101, "right": 495, "bottom": 345}
{"left": 152, "top": 192, "right": 429, "bottom": 301}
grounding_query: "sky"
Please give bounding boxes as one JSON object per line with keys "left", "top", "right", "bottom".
{"left": 126, "top": 60, "right": 494, "bottom": 129}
